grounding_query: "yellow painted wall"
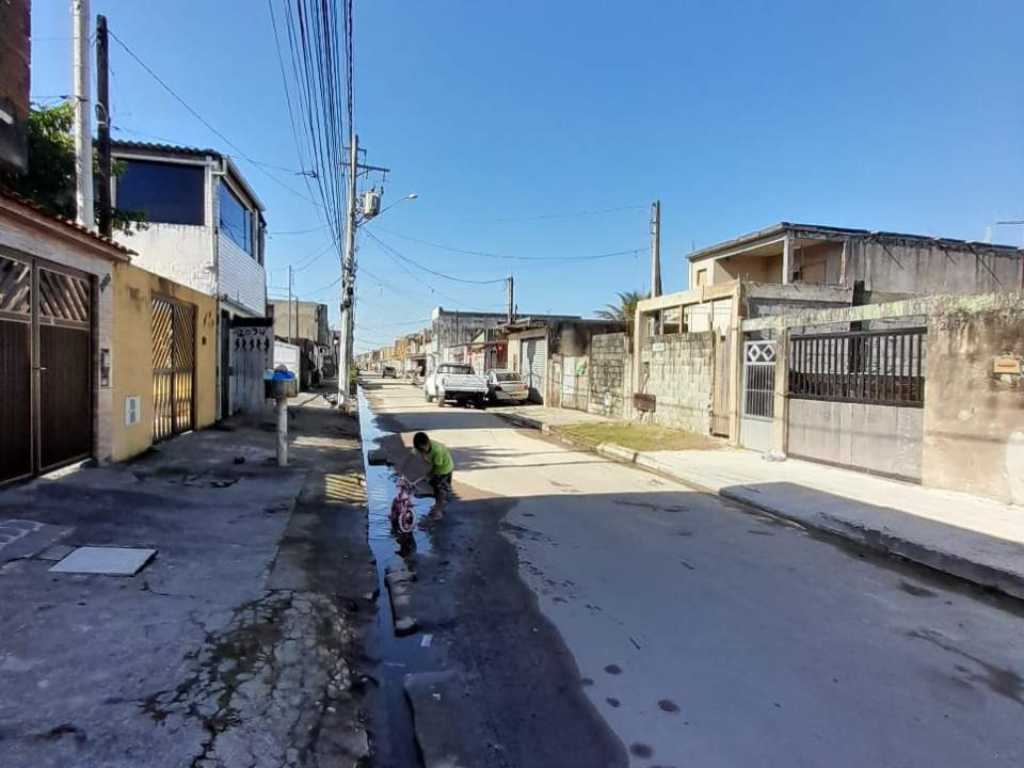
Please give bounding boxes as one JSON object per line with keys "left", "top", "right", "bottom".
{"left": 111, "top": 263, "right": 218, "bottom": 461}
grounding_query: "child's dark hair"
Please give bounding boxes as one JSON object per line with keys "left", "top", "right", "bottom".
{"left": 413, "top": 432, "right": 430, "bottom": 450}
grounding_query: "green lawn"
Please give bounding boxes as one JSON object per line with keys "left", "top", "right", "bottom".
{"left": 554, "top": 421, "right": 720, "bottom": 452}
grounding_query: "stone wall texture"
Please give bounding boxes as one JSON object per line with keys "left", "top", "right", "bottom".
{"left": 588, "top": 333, "right": 629, "bottom": 419}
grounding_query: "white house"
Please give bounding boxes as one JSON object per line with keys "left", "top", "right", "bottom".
{"left": 110, "top": 140, "right": 268, "bottom": 418}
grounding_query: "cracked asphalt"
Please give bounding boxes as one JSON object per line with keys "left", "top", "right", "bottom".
{"left": 364, "top": 378, "right": 1024, "bottom": 768}
{"left": 0, "top": 392, "right": 375, "bottom": 768}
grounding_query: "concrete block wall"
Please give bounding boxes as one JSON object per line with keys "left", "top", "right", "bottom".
{"left": 639, "top": 331, "right": 715, "bottom": 433}
{"left": 588, "top": 332, "right": 630, "bottom": 418}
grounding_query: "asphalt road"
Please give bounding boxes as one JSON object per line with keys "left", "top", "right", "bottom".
{"left": 364, "top": 378, "right": 1024, "bottom": 768}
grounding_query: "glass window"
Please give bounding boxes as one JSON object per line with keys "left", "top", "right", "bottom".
{"left": 497, "top": 372, "right": 520, "bottom": 382}
{"left": 438, "top": 364, "right": 472, "bottom": 374}
{"left": 218, "top": 182, "right": 253, "bottom": 257}
{"left": 116, "top": 159, "right": 204, "bottom": 225}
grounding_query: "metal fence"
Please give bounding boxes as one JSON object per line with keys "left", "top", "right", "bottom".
{"left": 789, "top": 327, "right": 925, "bottom": 407}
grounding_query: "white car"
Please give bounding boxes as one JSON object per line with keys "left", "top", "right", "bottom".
{"left": 424, "top": 363, "right": 489, "bottom": 408}
{"left": 485, "top": 369, "right": 529, "bottom": 403}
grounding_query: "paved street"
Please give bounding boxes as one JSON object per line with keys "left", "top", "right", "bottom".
{"left": 364, "top": 377, "right": 1024, "bottom": 768}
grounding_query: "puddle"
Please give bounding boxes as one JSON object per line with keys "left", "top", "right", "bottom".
{"left": 357, "top": 387, "right": 434, "bottom": 767}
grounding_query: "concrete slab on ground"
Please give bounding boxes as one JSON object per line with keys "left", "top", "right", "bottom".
{"left": 48, "top": 546, "right": 156, "bottom": 576}
{"left": 0, "top": 519, "right": 71, "bottom": 563}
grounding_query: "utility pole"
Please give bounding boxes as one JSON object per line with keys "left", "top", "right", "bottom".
{"left": 650, "top": 200, "right": 662, "bottom": 298}
{"left": 650, "top": 200, "right": 662, "bottom": 336}
{"left": 337, "top": 134, "right": 359, "bottom": 406}
{"left": 95, "top": 14, "right": 112, "bottom": 237}
{"left": 506, "top": 274, "right": 514, "bottom": 323}
{"left": 72, "top": 0, "right": 94, "bottom": 229}
{"left": 287, "top": 265, "right": 293, "bottom": 340}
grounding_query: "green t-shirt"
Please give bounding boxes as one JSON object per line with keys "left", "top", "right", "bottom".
{"left": 427, "top": 441, "right": 454, "bottom": 476}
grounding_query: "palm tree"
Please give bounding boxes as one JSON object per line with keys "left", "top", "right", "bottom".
{"left": 595, "top": 290, "right": 645, "bottom": 336}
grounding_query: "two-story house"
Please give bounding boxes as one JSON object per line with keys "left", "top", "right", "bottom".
{"left": 110, "top": 141, "right": 268, "bottom": 418}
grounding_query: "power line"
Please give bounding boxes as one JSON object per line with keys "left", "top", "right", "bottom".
{"left": 494, "top": 204, "right": 648, "bottom": 223}
{"left": 371, "top": 227, "right": 645, "bottom": 262}
{"left": 106, "top": 27, "right": 322, "bottom": 208}
{"left": 365, "top": 231, "right": 507, "bottom": 285}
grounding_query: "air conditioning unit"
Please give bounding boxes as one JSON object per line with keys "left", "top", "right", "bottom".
{"left": 362, "top": 190, "right": 381, "bottom": 219}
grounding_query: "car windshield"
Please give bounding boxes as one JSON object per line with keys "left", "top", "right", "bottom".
{"left": 438, "top": 365, "right": 472, "bottom": 374}
{"left": 496, "top": 373, "right": 520, "bottom": 382}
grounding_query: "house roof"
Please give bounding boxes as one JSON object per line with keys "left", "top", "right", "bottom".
{"left": 0, "top": 187, "right": 134, "bottom": 261}
{"left": 688, "top": 221, "right": 1023, "bottom": 262}
{"left": 110, "top": 139, "right": 221, "bottom": 158}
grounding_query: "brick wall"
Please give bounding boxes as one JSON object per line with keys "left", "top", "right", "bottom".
{"left": 639, "top": 331, "right": 715, "bottom": 433}
{"left": 588, "top": 332, "right": 629, "bottom": 418}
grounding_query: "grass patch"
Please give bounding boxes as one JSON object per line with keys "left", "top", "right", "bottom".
{"left": 554, "top": 421, "right": 720, "bottom": 452}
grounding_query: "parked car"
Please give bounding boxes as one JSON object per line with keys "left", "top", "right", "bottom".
{"left": 382, "top": 365, "right": 398, "bottom": 378}
{"left": 485, "top": 369, "right": 529, "bottom": 403}
{"left": 424, "top": 363, "right": 489, "bottom": 408}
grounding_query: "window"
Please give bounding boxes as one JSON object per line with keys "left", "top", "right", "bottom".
{"left": 218, "top": 182, "right": 253, "bottom": 257}
{"left": 116, "top": 159, "right": 204, "bottom": 225}
{"left": 696, "top": 268, "right": 708, "bottom": 287}
{"left": 438, "top": 364, "right": 472, "bottom": 375}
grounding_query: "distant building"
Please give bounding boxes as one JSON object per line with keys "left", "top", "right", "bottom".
{"left": 268, "top": 299, "right": 329, "bottom": 344}
{"left": 110, "top": 140, "right": 268, "bottom": 417}
{"left": 688, "top": 222, "right": 1023, "bottom": 301}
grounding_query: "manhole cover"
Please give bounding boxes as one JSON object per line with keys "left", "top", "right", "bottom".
{"left": 49, "top": 546, "right": 157, "bottom": 576}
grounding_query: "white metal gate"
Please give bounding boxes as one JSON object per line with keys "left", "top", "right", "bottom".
{"left": 521, "top": 337, "right": 547, "bottom": 403}
{"left": 739, "top": 339, "right": 775, "bottom": 452}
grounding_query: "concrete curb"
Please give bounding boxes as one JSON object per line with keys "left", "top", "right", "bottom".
{"left": 493, "top": 410, "right": 1024, "bottom": 601}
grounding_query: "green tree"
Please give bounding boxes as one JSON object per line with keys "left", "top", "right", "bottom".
{"left": 0, "top": 101, "right": 143, "bottom": 232}
{"left": 595, "top": 290, "right": 645, "bottom": 335}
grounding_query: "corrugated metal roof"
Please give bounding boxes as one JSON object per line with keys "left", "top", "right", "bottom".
{"left": 110, "top": 139, "right": 220, "bottom": 158}
{"left": 0, "top": 187, "right": 134, "bottom": 258}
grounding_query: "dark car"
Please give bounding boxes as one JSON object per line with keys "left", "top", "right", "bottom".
{"left": 382, "top": 365, "right": 398, "bottom": 378}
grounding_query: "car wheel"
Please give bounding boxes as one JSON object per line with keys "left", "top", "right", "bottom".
{"left": 424, "top": 389, "right": 432, "bottom": 402}
{"left": 436, "top": 389, "right": 445, "bottom": 407}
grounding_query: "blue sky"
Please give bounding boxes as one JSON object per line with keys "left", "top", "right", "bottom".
{"left": 30, "top": 0, "right": 1024, "bottom": 352}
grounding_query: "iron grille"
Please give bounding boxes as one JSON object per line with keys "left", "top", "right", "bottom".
{"left": 789, "top": 327, "right": 926, "bottom": 407}
{"left": 744, "top": 341, "right": 776, "bottom": 418}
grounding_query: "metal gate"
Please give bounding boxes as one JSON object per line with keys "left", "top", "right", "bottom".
{"left": 1, "top": 252, "right": 93, "bottom": 484}
{"left": 521, "top": 337, "right": 547, "bottom": 403}
{"left": 711, "top": 334, "right": 732, "bottom": 437}
{"left": 739, "top": 339, "right": 775, "bottom": 452}
{"left": 152, "top": 296, "right": 195, "bottom": 441}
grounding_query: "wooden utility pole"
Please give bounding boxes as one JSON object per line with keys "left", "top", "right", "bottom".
{"left": 95, "top": 14, "right": 112, "bottom": 237}
{"left": 72, "top": 0, "right": 94, "bottom": 228}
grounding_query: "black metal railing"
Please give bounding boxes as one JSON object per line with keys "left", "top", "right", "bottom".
{"left": 789, "top": 327, "right": 926, "bottom": 407}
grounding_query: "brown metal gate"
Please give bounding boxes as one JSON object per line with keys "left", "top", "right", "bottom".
{"left": 1, "top": 252, "right": 94, "bottom": 484}
{"left": 152, "top": 296, "right": 195, "bottom": 441}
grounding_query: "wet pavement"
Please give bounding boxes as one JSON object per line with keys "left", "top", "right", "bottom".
{"left": 362, "top": 376, "right": 1024, "bottom": 768}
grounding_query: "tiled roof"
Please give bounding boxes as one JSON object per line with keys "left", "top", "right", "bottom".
{"left": 0, "top": 187, "right": 134, "bottom": 258}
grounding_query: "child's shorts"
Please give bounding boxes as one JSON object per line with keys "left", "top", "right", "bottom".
{"left": 430, "top": 472, "right": 452, "bottom": 503}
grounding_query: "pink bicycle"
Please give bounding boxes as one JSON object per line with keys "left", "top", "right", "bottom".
{"left": 389, "top": 476, "right": 418, "bottom": 534}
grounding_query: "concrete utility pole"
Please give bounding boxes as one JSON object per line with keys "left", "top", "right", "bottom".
{"left": 72, "top": 0, "right": 94, "bottom": 229}
{"left": 95, "top": 14, "right": 112, "bottom": 237}
{"left": 650, "top": 200, "right": 662, "bottom": 298}
{"left": 506, "top": 274, "right": 514, "bottom": 323}
{"left": 337, "top": 134, "right": 359, "bottom": 406}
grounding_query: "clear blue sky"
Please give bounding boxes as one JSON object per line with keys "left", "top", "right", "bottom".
{"left": 30, "top": 0, "right": 1024, "bottom": 352}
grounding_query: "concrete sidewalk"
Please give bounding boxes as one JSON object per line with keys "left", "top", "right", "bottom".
{"left": 0, "top": 391, "right": 374, "bottom": 768}
{"left": 492, "top": 404, "right": 1024, "bottom": 600}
